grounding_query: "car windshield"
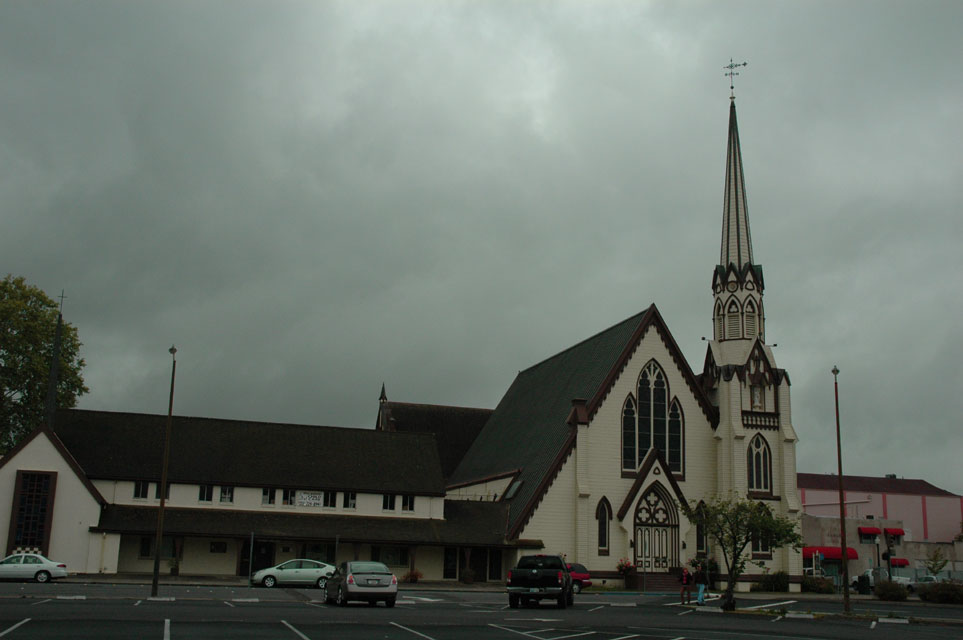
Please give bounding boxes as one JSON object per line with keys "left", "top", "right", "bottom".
{"left": 348, "top": 562, "right": 389, "bottom": 574}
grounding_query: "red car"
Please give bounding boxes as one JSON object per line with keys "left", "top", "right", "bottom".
{"left": 566, "top": 563, "right": 592, "bottom": 593}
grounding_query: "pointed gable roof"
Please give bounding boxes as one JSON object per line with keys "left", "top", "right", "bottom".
{"left": 0, "top": 427, "right": 106, "bottom": 505}
{"left": 617, "top": 447, "right": 688, "bottom": 521}
{"left": 721, "top": 99, "right": 754, "bottom": 270}
{"left": 448, "top": 304, "right": 716, "bottom": 539}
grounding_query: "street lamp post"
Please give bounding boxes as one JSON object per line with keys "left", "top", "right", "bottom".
{"left": 151, "top": 346, "right": 177, "bottom": 598}
{"left": 832, "top": 365, "right": 851, "bottom": 614}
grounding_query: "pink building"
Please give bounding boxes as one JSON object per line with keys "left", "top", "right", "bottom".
{"left": 798, "top": 473, "right": 962, "bottom": 543}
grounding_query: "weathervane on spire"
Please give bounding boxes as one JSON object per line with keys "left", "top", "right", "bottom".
{"left": 724, "top": 58, "right": 748, "bottom": 99}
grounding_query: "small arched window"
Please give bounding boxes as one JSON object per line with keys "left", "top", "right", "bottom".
{"left": 744, "top": 299, "right": 757, "bottom": 338}
{"left": 596, "top": 498, "right": 612, "bottom": 554}
{"left": 726, "top": 300, "right": 741, "bottom": 339}
{"left": 747, "top": 434, "right": 772, "bottom": 493}
{"left": 622, "top": 396, "right": 637, "bottom": 470}
{"left": 714, "top": 301, "right": 724, "bottom": 340}
{"left": 667, "top": 400, "right": 683, "bottom": 473}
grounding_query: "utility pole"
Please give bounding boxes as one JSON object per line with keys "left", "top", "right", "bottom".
{"left": 832, "top": 365, "right": 851, "bottom": 614}
{"left": 151, "top": 346, "right": 177, "bottom": 598}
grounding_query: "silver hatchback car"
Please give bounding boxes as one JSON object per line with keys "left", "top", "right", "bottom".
{"left": 324, "top": 561, "right": 398, "bottom": 607}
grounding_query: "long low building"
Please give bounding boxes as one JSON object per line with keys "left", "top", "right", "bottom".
{"left": 0, "top": 409, "right": 523, "bottom": 581}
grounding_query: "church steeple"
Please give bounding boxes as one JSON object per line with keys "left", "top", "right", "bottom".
{"left": 711, "top": 98, "right": 765, "bottom": 343}
{"left": 721, "top": 100, "right": 753, "bottom": 269}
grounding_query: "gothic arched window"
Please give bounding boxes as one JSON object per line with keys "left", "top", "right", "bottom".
{"left": 596, "top": 498, "right": 612, "bottom": 554}
{"left": 726, "top": 300, "right": 741, "bottom": 339}
{"left": 747, "top": 434, "right": 772, "bottom": 493}
{"left": 714, "top": 301, "right": 724, "bottom": 340}
{"left": 744, "top": 299, "right": 757, "bottom": 338}
{"left": 622, "top": 361, "right": 683, "bottom": 473}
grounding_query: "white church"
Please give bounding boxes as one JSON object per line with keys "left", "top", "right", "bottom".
{"left": 0, "top": 96, "right": 802, "bottom": 590}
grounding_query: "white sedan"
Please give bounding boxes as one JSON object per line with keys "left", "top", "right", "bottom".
{"left": 252, "top": 559, "right": 335, "bottom": 588}
{"left": 0, "top": 553, "right": 68, "bottom": 583}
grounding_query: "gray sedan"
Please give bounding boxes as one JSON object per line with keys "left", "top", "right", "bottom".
{"left": 251, "top": 559, "right": 335, "bottom": 588}
{"left": 324, "top": 561, "right": 398, "bottom": 606}
{"left": 0, "top": 553, "right": 67, "bottom": 583}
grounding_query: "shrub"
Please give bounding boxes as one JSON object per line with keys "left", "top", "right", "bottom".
{"left": 918, "top": 582, "right": 963, "bottom": 604}
{"left": 801, "top": 576, "right": 835, "bottom": 594}
{"left": 752, "top": 571, "right": 789, "bottom": 592}
{"left": 874, "top": 582, "right": 908, "bottom": 601}
{"left": 402, "top": 569, "right": 423, "bottom": 583}
{"left": 616, "top": 557, "right": 633, "bottom": 576}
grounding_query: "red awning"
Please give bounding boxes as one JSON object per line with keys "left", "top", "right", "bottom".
{"left": 803, "top": 546, "right": 859, "bottom": 560}
{"left": 890, "top": 558, "right": 910, "bottom": 567}
{"left": 857, "top": 526, "right": 881, "bottom": 535}
{"left": 884, "top": 527, "right": 905, "bottom": 536}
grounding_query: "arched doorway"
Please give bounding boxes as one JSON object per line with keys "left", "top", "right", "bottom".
{"left": 634, "top": 483, "right": 679, "bottom": 572}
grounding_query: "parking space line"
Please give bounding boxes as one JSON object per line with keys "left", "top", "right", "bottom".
{"left": 870, "top": 621, "right": 877, "bottom": 629}
{"left": 224, "top": 601, "right": 234, "bottom": 607}
{"left": 677, "top": 609, "right": 693, "bottom": 616}
{"left": 550, "top": 632, "right": 595, "bottom": 639}
{"left": 588, "top": 605, "right": 604, "bottom": 612}
{"left": 772, "top": 616, "right": 782, "bottom": 622}
{"left": 390, "top": 621, "right": 438, "bottom": 640}
{"left": 57, "top": 595, "right": 86, "bottom": 600}
{"left": 281, "top": 620, "right": 310, "bottom": 640}
{"left": 743, "top": 600, "right": 796, "bottom": 610}
{"left": 30, "top": 599, "right": 51, "bottom": 606}
{"left": 0, "top": 619, "right": 30, "bottom": 638}
{"left": 163, "top": 619, "right": 170, "bottom": 640}
{"left": 609, "top": 635, "right": 640, "bottom": 640}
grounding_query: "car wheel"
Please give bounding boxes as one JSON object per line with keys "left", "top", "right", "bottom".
{"left": 572, "top": 582, "right": 581, "bottom": 594}
{"left": 557, "top": 593, "right": 567, "bottom": 609}
{"left": 337, "top": 586, "right": 347, "bottom": 606}
{"left": 316, "top": 577, "right": 327, "bottom": 589}
{"left": 35, "top": 571, "right": 51, "bottom": 584}
{"left": 386, "top": 598, "right": 395, "bottom": 608}
{"left": 262, "top": 575, "right": 276, "bottom": 588}
{"left": 509, "top": 594, "right": 519, "bottom": 608}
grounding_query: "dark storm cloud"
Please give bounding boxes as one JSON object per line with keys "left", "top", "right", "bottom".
{"left": 2, "top": 1, "right": 961, "bottom": 493}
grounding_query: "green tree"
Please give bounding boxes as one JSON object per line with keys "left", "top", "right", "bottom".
{"left": 684, "top": 495, "right": 802, "bottom": 611}
{"left": 924, "top": 546, "right": 949, "bottom": 577}
{"left": 0, "top": 275, "right": 87, "bottom": 452}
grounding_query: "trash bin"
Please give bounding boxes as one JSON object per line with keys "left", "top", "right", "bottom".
{"left": 857, "top": 574, "right": 871, "bottom": 595}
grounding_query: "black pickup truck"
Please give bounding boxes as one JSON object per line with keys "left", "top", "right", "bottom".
{"left": 506, "top": 554, "right": 574, "bottom": 608}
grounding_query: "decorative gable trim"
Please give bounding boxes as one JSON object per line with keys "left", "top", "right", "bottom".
{"left": 617, "top": 448, "right": 689, "bottom": 521}
{"left": 586, "top": 304, "right": 718, "bottom": 429}
{"left": 0, "top": 428, "right": 106, "bottom": 506}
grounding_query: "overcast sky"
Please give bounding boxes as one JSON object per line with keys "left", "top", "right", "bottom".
{"left": 3, "top": 1, "right": 961, "bottom": 495}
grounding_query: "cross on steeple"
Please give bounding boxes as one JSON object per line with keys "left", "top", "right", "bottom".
{"left": 724, "top": 59, "right": 747, "bottom": 99}
{"left": 57, "top": 289, "right": 67, "bottom": 312}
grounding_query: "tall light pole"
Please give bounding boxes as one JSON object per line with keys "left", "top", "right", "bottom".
{"left": 832, "top": 365, "right": 851, "bottom": 614}
{"left": 151, "top": 346, "right": 177, "bottom": 598}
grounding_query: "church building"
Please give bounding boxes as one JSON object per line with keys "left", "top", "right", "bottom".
{"left": 1, "top": 96, "right": 803, "bottom": 589}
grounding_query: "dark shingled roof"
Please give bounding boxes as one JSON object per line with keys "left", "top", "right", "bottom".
{"left": 378, "top": 402, "right": 492, "bottom": 480}
{"left": 448, "top": 308, "right": 651, "bottom": 536}
{"left": 92, "top": 500, "right": 511, "bottom": 547}
{"left": 798, "top": 473, "right": 959, "bottom": 497}
{"left": 54, "top": 409, "right": 446, "bottom": 495}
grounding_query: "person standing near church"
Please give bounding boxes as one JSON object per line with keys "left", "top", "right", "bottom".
{"left": 679, "top": 567, "right": 693, "bottom": 604}
{"left": 694, "top": 565, "right": 708, "bottom": 605}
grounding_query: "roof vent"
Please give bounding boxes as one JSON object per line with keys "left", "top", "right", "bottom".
{"left": 885, "top": 474, "right": 897, "bottom": 479}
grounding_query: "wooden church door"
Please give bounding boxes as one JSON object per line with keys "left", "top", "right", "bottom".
{"left": 633, "top": 483, "right": 679, "bottom": 572}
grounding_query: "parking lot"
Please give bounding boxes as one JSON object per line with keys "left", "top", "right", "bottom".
{"left": 2, "top": 581, "right": 963, "bottom": 639}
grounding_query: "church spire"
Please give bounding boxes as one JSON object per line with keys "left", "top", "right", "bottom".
{"left": 720, "top": 100, "right": 753, "bottom": 269}
{"left": 711, "top": 95, "right": 765, "bottom": 344}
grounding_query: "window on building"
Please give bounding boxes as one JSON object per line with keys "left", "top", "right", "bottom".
{"left": 443, "top": 547, "right": 458, "bottom": 579}
{"left": 371, "top": 545, "right": 408, "bottom": 566}
{"left": 714, "top": 301, "right": 724, "bottom": 340}
{"left": 322, "top": 491, "right": 336, "bottom": 508}
{"left": 134, "top": 481, "right": 150, "bottom": 499}
{"left": 383, "top": 494, "right": 396, "bottom": 511}
{"left": 154, "top": 482, "right": 170, "bottom": 500}
{"left": 596, "top": 498, "right": 611, "bottom": 555}
{"left": 11, "top": 471, "right": 56, "bottom": 552}
{"left": 282, "top": 489, "right": 296, "bottom": 505}
{"left": 262, "top": 488, "right": 275, "bottom": 505}
{"left": 751, "top": 532, "right": 772, "bottom": 556}
{"left": 745, "top": 300, "right": 757, "bottom": 338}
{"left": 198, "top": 485, "right": 213, "bottom": 502}
{"left": 726, "top": 300, "right": 741, "bottom": 339}
{"left": 401, "top": 495, "right": 415, "bottom": 511}
{"left": 219, "top": 486, "right": 234, "bottom": 503}
{"left": 747, "top": 434, "right": 772, "bottom": 493}
{"left": 342, "top": 492, "right": 357, "bottom": 509}
{"left": 622, "top": 361, "right": 683, "bottom": 473}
